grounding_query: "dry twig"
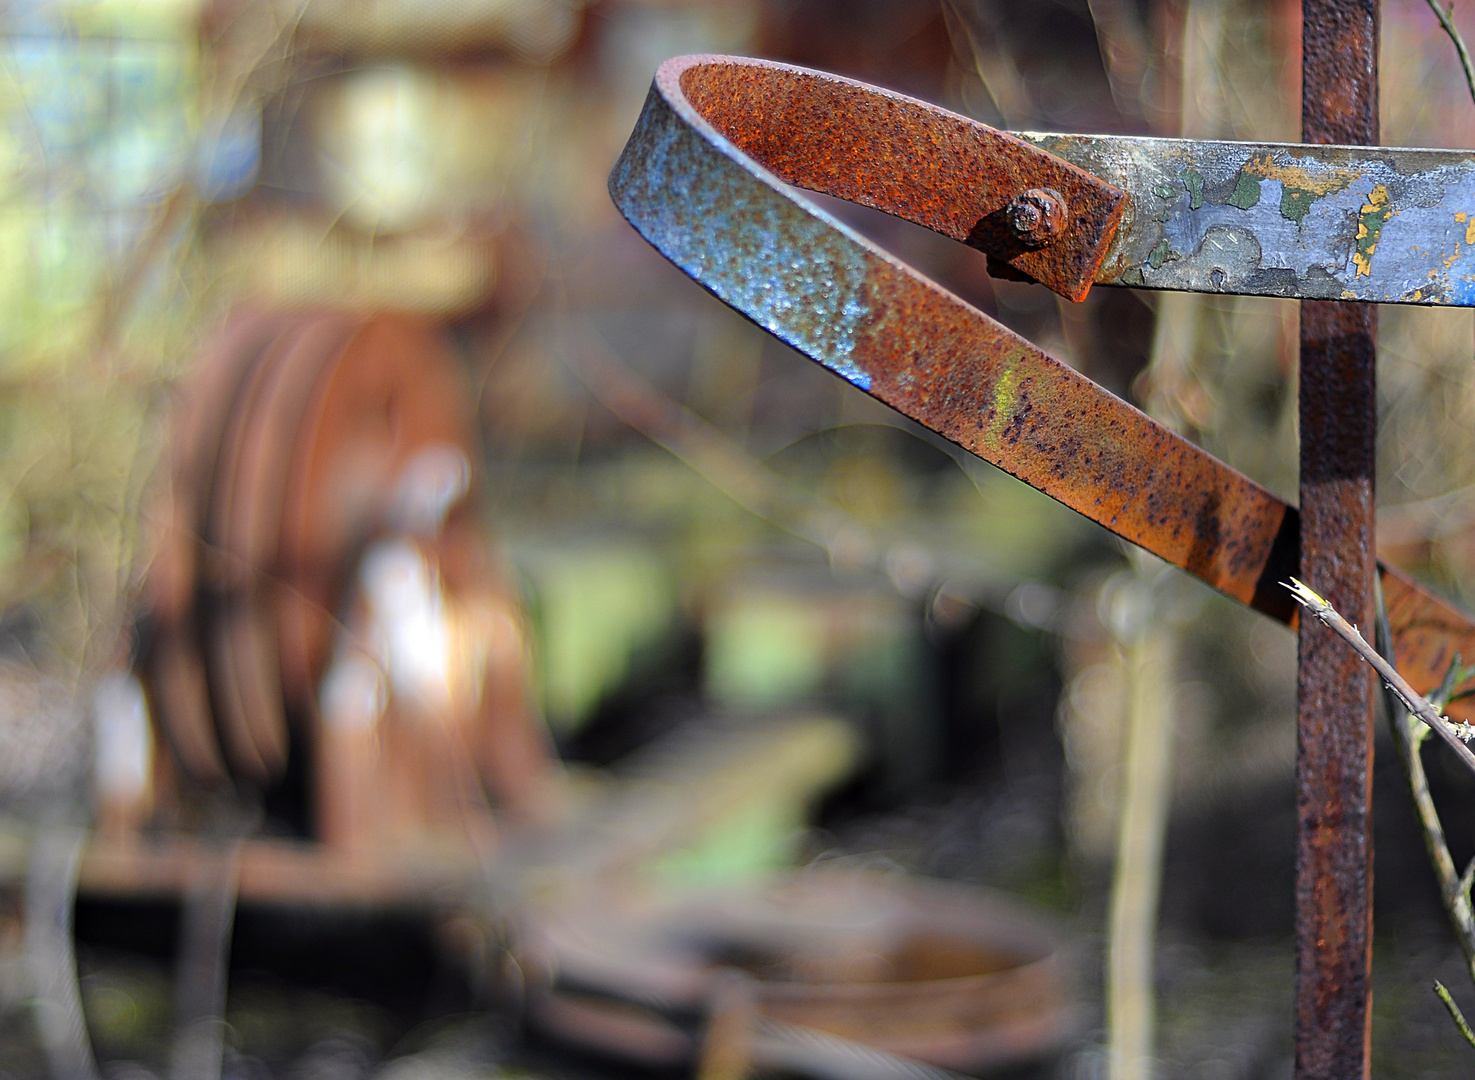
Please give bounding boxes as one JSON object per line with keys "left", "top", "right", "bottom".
{"left": 1319, "top": 571, "right": 1475, "bottom": 1052}
{"left": 1435, "top": 981, "right": 1475, "bottom": 1050}
{"left": 1370, "top": 582, "right": 1475, "bottom": 1034}
{"left": 1284, "top": 578, "right": 1475, "bottom": 777}
{"left": 1425, "top": 0, "right": 1475, "bottom": 109}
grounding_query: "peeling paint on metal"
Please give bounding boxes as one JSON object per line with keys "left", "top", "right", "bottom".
{"left": 1244, "top": 155, "right": 1358, "bottom": 221}
{"left": 610, "top": 82, "right": 874, "bottom": 392}
{"left": 1019, "top": 132, "right": 1475, "bottom": 306}
{"left": 1179, "top": 167, "right": 1205, "bottom": 210}
{"left": 1147, "top": 239, "right": 1178, "bottom": 269}
{"left": 1352, "top": 184, "right": 1390, "bottom": 277}
{"left": 1229, "top": 171, "right": 1262, "bottom": 209}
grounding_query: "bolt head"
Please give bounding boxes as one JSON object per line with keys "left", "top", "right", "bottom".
{"left": 1005, "top": 188, "right": 1067, "bottom": 247}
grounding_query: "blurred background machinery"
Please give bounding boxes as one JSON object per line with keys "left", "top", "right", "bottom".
{"left": 3, "top": 0, "right": 1475, "bottom": 1078}
{"left": 137, "top": 309, "right": 552, "bottom": 849}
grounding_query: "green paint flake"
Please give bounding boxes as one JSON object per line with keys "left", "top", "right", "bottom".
{"left": 1177, "top": 167, "right": 1204, "bottom": 210}
{"left": 1147, "top": 239, "right": 1180, "bottom": 269}
{"left": 1152, "top": 181, "right": 1176, "bottom": 200}
{"left": 1228, "top": 171, "right": 1262, "bottom": 210}
{"left": 1280, "top": 187, "right": 1318, "bottom": 222}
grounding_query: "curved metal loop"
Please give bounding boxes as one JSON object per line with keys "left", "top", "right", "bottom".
{"left": 610, "top": 54, "right": 1475, "bottom": 712}
{"left": 661, "top": 56, "right": 1127, "bottom": 301}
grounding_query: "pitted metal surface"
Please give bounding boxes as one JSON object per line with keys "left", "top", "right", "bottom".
{"left": 1293, "top": 3, "right": 1380, "bottom": 1076}
{"left": 650, "top": 56, "right": 1128, "bottom": 303}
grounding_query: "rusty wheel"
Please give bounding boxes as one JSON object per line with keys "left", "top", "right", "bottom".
{"left": 143, "top": 309, "right": 288, "bottom": 784}
{"left": 276, "top": 314, "right": 479, "bottom": 719}
{"left": 141, "top": 308, "right": 550, "bottom": 842}
{"left": 206, "top": 313, "right": 357, "bottom": 781}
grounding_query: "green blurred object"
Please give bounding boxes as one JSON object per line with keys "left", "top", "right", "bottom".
{"left": 541, "top": 711, "right": 859, "bottom": 889}
{"left": 705, "top": 591, "right": 828, "bottom": 708}
{"left": 704, "top": 571, "right": 940, "bottom": 802}
{"left": 653, "top": 796, "right": 801, "bottom": 886}
{"left": 515, "top": 541, "right": 677, "bottom": 734}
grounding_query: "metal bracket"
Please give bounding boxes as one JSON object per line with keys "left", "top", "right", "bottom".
{"left": 610, "top": 53, "right": 1475, "bottom": 715}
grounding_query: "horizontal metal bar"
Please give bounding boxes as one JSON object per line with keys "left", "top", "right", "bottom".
{"left": 1019, "top": 131, "right": 1475, "bottom": 306}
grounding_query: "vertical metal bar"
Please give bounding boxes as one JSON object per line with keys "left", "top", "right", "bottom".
{"left": 1297, "top": 3, "right": 1379, "bottom": 1078}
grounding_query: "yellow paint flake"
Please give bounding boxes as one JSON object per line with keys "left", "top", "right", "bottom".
{"left": 1352, "top": 184, "right": 1390, "bottom": 278}
{"left": 1242, "top": 154, "right": 1359, "bottom": 197}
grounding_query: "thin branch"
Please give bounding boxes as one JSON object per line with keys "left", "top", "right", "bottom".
{"left": 1425, "top": 0, "right": 1475, "bottom": 110}
{"left": 1436, "top": 981, "right": 1475, "bottom": 1049}
{"left": 1373, "top": 579, "right": 1475, "bottom": 989}
{"left": 1286, "top": 578, "right": 1475, "bottom": 778}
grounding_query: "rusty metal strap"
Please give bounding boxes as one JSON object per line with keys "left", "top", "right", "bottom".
{"left": 609, "top": 54, "right": 1475, "bottom": 708}
{"left": 670, "top": 59, "right": 1127, "bottom": 302}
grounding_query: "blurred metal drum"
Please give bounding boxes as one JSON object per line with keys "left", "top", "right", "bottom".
{"left": 526, "top": 866, "right": 1073, "bottom": 1075}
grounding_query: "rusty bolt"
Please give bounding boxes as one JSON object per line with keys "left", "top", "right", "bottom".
{"left": 1005, "top": 188, "right": 1068, "bottom": 248}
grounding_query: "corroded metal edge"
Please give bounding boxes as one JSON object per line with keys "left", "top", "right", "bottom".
{"left": 1021, "top": 131, "right": 1475, "bottom": 306}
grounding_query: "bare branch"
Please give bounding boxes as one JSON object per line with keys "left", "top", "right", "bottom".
{"left": 1373, "top": 580, "right": 1475, "bottom": 993}
{"left": 1425, "top": 0, "right": 1475, "bottom": 110}
{"left": 1285, "top": 578, "right": 1475, "bottom": 778}
{"left": 1436, "top": 981, "right": 1475, "bottom": 1049}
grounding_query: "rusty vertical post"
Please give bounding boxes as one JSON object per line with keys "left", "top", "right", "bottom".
{"left": 1297, "top": 2, "right": 1378, "bottom": 1079}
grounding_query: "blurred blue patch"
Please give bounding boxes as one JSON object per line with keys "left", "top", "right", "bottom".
{"left": 195, "top": 106, "right": 260, "bottom": 203}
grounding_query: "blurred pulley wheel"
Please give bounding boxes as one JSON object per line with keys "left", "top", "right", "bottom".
{"left": 141, "top": 310, "right": 536, "bottom": 811}
{"left": 144, "top": 309, "right": 293, "bottom": 784}
{"left": 207, "top": 313, "right": 358, "bottom": 779}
